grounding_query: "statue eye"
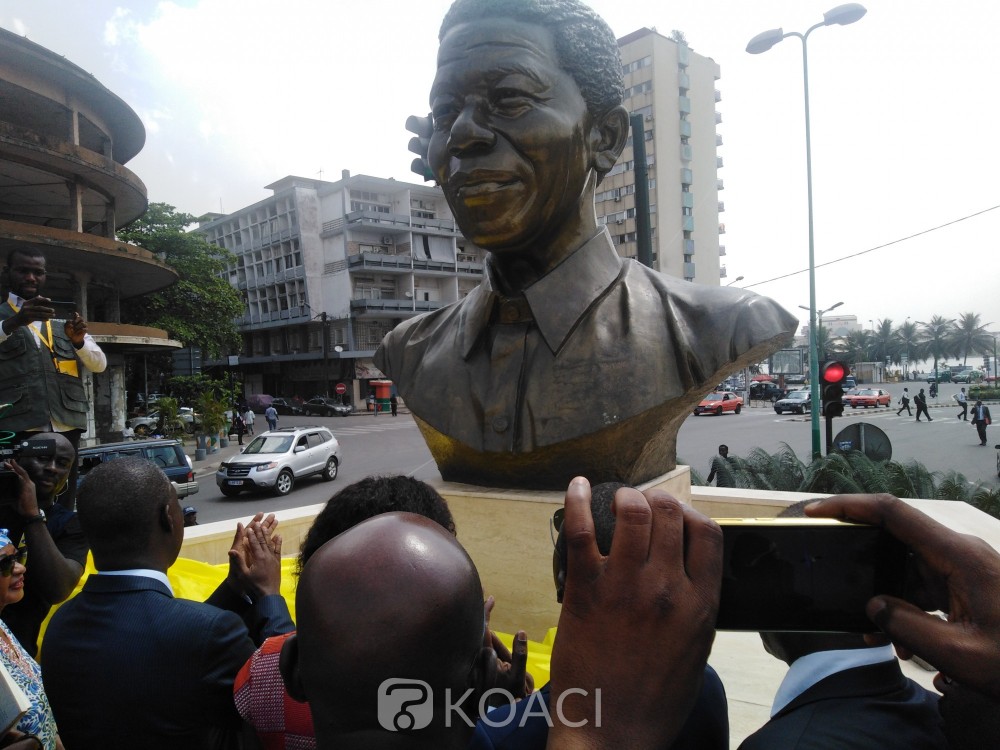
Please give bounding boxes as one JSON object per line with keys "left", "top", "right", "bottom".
{"left": 492, "top": 89, "right": 533, "bottom": 116}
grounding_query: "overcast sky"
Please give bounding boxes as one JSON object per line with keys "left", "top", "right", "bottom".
{"left": 4, "top": 1, "right": 999, "bottom": 349}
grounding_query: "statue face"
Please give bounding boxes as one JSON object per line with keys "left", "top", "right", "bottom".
{"left": 429, "top": 19, "right": 595, "bottom": 253}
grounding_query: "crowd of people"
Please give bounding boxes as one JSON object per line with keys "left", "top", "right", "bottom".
{"left": 0, "top": 435, "right": 998, "bottom": 748}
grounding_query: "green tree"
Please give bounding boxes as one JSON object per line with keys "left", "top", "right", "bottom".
{"left": 842, "top": 329, "right": 872, "bottom": 365}
{"left": 951, "top": 312, "right": 993, "bottom": 366}
{"left": 918, "top": 315, "right": 957, "bottom": 378}
{"left": 118, "top": 203, "right": 244, "bottom": 359}
{"left": 894, "top": 319, "right": 921, "bottom": 372}
{"left": 872, "top": 319, "right": 896, "bottom": 364}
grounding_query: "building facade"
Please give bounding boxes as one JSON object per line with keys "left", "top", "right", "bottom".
{"left": 0, "top": 29, "right": 180, "bottom": 442}
{"left": 605, "top": 28, "right": 725, "bottom": 283}
{"left": 197, "top": 172, "right": 484, "bottom": 406}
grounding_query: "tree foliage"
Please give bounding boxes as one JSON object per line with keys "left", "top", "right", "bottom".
{"left": 691, "top": 443, "right": 1000, "bottom": 519}
{"left": 118, "top": 203, "right": 243, "bottom": 359}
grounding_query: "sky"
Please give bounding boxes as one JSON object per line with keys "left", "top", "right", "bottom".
{"left": 4, "top": 0, "right": 1000, "bottom": 351}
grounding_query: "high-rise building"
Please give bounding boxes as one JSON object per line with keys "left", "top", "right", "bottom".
{"left": 602, "top": 28, "right": 725, "bottom": 283}
{"left": 197, "top": 172, "right": 484, "bottom": 405}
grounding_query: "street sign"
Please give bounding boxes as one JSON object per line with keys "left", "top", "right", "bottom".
{"left": 832, "top": 423, "right": 892, "bottom": 461}
{"left": 335, "top": 383, "right": 347, "bottom": 395}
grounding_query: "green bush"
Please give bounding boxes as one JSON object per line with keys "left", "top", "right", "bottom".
{"left": 692, "top": 443, "right": 1000, "bottom": 520}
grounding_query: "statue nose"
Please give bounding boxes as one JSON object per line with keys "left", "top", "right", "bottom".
{"left": 447, "top": 105, "right": 495, "bottom": 155}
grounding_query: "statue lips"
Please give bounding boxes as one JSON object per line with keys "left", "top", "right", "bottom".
{"left": 449, "top": 169, "right": 522, "bottom": 207}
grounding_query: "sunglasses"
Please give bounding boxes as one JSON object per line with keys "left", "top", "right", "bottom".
{"left": 548, "top": 508, "right": 565, "bottom": 548}
{"left": 0, "top": 549, "right": 27, "bottom": 577}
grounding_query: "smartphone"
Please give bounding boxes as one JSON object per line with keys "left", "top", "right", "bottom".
{"left": 46, "top": 300, "right": 78, "bottom": 318}
{"left": 715, "top": 518, "right": 913, "bottom": 632}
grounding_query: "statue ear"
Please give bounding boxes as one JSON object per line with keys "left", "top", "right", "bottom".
{"left": 592, "top": 105, "right": 630, "bottom": 177}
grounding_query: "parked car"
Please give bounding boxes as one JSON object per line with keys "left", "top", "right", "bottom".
{"left": 216, "top": 426, "right": 341, "bottom": 497}
{"left": 953, "top": 369, "right": 984, "bottom": 383}
{"left": 846, "top": 388, "right": 892, "bottom": 408}
{"left": 694, "top": 391, "right": 743, "bottom": 416}
{"left": 926, "top": 369, "right": 952, "bottom": 383}
{"left": 841, "top": 387, "right": 861, "bottom": 406}
{"left": 78, "top": 438, "right": 198, "bottom": 498}
{"left": 269, "top": 397, "right": 304, "bottom": 416}
{"left": 773, "top": 389, "right": 811, "bottom": 415}
{"left": 246, "top": 394, "right": 274, "bottom": 412}
{"left": 127, "top": 408, "right": 197, "bottom": 437}
{"left": 303, "top": 397, "right": 352, "bottom": 417}
{"left": 749, "top": 382, "right": 786, "bottom": 403}
{"left": 784, "top": 374, "right": 807, "bottom": 385}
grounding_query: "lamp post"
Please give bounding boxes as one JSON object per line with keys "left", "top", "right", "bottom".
{"left": 798, "top": 301, "right": 843, "bottom": 361}
{"left": 748, "top": 3, "right": 866, "bottom": 459}
{"left": 725, "top": 275, "right": 745, "bottom": 286}
{"left": 301, "top": 304, "right": 331, "bottom": 397}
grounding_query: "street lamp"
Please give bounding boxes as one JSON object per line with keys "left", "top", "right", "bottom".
{"left": 725, "top": 275, "right": 745, "bottom": 286}
{"left": 301, "top": 303, "right": 331, "bottom": 397}
{"left": 749, "top": 4, "right": 866, "bottom": 459}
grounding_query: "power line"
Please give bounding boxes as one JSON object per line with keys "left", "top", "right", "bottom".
{"left": 742, "top": 204, "right": 1000, "bottom": 289}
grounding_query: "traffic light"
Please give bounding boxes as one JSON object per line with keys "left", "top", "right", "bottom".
{"left": 820, "top": 360, "right": 849, "bottom": 418}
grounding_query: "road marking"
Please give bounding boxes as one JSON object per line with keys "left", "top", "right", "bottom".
{"left": 331, "top": 421, "right": 419, "bottom": 437}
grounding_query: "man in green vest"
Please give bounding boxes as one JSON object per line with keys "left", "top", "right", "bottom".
{"left": 0, "top": 247, "right": 107, "bottom": 508}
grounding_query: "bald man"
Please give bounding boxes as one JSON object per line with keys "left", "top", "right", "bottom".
{"left": 282, "top": 512, "right": 493, "bottom": 749}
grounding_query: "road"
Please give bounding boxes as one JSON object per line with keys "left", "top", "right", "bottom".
{"left": 191, "top": 384, "right": 999, "bottom": 525}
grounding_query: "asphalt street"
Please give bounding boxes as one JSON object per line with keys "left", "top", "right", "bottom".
{"left": 188, "top": 383, "right": 998, "bottom": 525}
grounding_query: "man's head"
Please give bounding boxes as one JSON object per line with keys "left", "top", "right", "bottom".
{"left": 718, "top": 445, "right": 729, "bottom": 458}
{"left": 553, "top": 481, "right": 623, "bottom": 603}
{"left": 283, "top": 512, "right": 491, "bottom": 747}
{"left": 297, "top": 475, "right": 456, "bottom": 574}
{"left": 428, "top": 0, "right": 628, "bottom": 256}
{"left": 17, "top": 433, "right": 74, "bottom": 504}
{"left": 182, "top": 506, "right": 198, "bottom": 527}
{"left": 4, "top": 248, "right": 47, "bottom": 299}
{"left": 77, "top": 456, "right": 183, "bottom": 571}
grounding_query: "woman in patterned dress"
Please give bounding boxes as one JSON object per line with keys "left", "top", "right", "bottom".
{"left": 0, "top": 526, "right": 62, "bottom": 749}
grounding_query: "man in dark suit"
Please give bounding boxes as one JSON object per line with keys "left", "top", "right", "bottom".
{"left": 738, "top": 631, "right": 946, "bottom": 749}
{"left": 41, "top": 456, "right": 291, "bottom": 749}
{"left": 971, "top": 399, "right": 992, "bottom": 446}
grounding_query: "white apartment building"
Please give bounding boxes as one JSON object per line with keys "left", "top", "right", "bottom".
{"left": 604, "top": 28, "right": 725, "bottom": 283}
{"left": 197, "top": 172, "right": 484, "bottom": 405}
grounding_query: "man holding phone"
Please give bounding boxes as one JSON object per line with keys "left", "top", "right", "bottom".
{"left": 0, "top": 247, "right": 106, "bottom": 509}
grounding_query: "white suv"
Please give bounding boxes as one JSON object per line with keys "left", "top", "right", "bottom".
{"left": 216, "top": 426, "right": 341, "bottom": 497}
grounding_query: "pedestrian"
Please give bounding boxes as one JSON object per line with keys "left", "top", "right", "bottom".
{"left": 971, "top": 400, "right": 992, "bottom": 446}
{"left": 929, "top": 382, "right": 938, "bottom": 399}
{"left": 390, "top": 394, "right": 398, "bottom": 417}
{"left": 232, "top": 412, "right": 246, "bottom": 446}
{"left": 896, "top": 388, "right": 912, "bottom": 416}
{"left": 914, "top": 388, "right": 932, "bottom": 422}
{"left": 706, "top": 444, "right": 734, "bottom": 487}
{"left": 367, "top": 393, "right": 375, "bottom": 413}
{"left": 244, "top": 406, "right": 255, "bottom": 435}
{"left": 264, "top": 404, "right": 278, "bottom": 432}
{"left": 955, "top": 387, "right": 968, "bottom": 421}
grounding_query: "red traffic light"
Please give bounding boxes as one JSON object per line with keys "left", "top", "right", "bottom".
{"left": 821, "top": 361, "right": 848, "bottom": 384}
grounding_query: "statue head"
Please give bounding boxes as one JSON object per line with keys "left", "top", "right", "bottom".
{"left": 429, "top": 0, "right": 629, "bottom": 261}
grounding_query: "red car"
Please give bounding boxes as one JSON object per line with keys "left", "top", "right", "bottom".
{"left": 694, "top": 391, "right": 743, "bottom": 416}
{"left": 847, "top": 388, "right": 892, "bottom": 408}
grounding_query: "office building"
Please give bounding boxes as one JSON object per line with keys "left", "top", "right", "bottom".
{"left": 197, "top": 172, "right": 482, "bottom": 405}
{"left": 603, "top": 28, "right": 725, "bottom": 283}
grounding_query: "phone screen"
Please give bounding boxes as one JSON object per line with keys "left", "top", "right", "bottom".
{"left": 716, "top": 521, "right": 912, "bottom": 632}
{"left": 47, "top": 301, "right": 77, "bottom": 318}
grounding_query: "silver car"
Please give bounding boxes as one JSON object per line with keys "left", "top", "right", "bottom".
{"left": 215, "top": 426, "right": 341, "bottom": 497}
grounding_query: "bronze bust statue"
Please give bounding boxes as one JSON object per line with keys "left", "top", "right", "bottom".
{"left": 376, "top": 0, "right": 796, "bottom": 489}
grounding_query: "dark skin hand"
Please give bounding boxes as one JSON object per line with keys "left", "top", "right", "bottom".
{"left": 483, "top": 595, "right": 533, "bottom": 702}
{"left": 806, "top": 493, "right": 1000, "bottom": 701}
{"left": 2, "top": 460, "right": 82, "bottom": 604}
{"left": 3, "top": 298, "right": 87, "bottom": 348}
{"left": 547, "top": 479, "right": 722, "bottom": 750}
{"left": 226, "top": 512, "right": 283, "bottom": 599}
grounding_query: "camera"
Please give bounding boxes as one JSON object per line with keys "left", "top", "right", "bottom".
{"left": 0, "top": 437, "right": 57, "bottom": 499}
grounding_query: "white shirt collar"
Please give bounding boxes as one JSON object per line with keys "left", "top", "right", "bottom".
{"left": 97, "top": 568, "right": 174, "bottom": 595}
{"left": 770, "top": 645, "right": 895, "bottom": 716}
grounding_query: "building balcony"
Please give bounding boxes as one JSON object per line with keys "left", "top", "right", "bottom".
{"left": 350, "top": 297, "right": 445, "bottom": 316}
{"left": 347, "top": 251, "right": 483, "bottom": 276}
{"left": 321, "top": 210, "right": 459, "bottom": 238}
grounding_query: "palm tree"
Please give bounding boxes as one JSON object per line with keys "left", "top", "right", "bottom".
{"left": 917, "top": 316, "right": 957, "bottom": 378}
{"left": 872, "top": 319, "right": 896, "bottom": 364}
{"left": 951, "top": 312, "right": 993, "bottom": 366}
{"left": 894, "top": 320, "right": 921, "bottom": 375}
{"left": 842, "top": 329, "right": 872, "bottom": 366}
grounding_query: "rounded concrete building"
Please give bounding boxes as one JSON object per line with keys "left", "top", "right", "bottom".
{"left": 0, "top": 27, "right": 180, "bottom": 440}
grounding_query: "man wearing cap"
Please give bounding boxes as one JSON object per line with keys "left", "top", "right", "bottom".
{"left": 183, "top": 506, "right": 199, "bottom": 527}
